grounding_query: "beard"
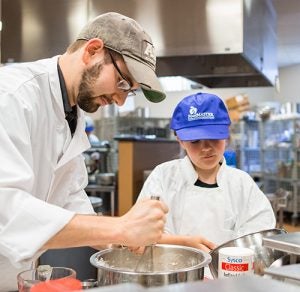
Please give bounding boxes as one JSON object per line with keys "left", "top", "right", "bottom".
{"left": 77, "top": 62, "right": 103, "bottom": 113}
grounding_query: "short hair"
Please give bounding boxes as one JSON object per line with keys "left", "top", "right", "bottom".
{"left": 66, "top": 40, "right": 122, "bottom": 63}
{"left": 66, "top": 40, "right": 87, "bottom": 53}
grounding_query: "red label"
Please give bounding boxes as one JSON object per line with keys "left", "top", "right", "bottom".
{"left": 221, "top": 262, "right": 249, "bottom": 272}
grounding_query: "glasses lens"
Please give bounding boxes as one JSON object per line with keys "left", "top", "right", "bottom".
{"left": 117, "top": 79, "right": 131, "bottom": 91}
{"left": 128, "top": 89, "right": 137, "bottom": 96}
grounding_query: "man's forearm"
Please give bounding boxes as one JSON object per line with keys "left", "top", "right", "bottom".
{"left": 42, "top": 214, "right": 122, "bottom": 250}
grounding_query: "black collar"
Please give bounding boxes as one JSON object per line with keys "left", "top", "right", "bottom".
{"left": 57, "top": 63, "right": 77, "bottom": 135}
{"left": 193, "top": 161, "right": 222, "bottom": 188}
{"left": 194, "top": 179, "right": 218, "bottom": 188}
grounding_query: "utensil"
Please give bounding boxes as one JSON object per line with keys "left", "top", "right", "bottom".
{"left": 134, "top": 195, "right": 160, "bottom": 272}
{"left": 90, "top": 244, "right": 211, "bottom": 287}
{"left": 81, "top": 279, "right": 98, "bottom": 289}
{"left": 134, "top": 246, "right": 154, "bottom": 272}
{"left": 37, "top": 265, "right": 53, "bottom": 281}
{"left": 209, "top": 228, "right": 287, "bottom": 278}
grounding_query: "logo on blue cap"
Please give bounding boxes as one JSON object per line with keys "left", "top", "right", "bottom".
{"left": 188, "top": 106, "right": 215, "bottom": 121}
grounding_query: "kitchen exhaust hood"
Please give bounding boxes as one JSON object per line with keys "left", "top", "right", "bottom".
{"left": 88, "top": 0, "right": 278, "bottom": 88}
{"left": 1, "top": 0, "right": 278, "bottom": 88}
{"left": 154, "top": 0, "right": 278, "bottom": 88}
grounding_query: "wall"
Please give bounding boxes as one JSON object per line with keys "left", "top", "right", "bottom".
{"left": 131, "top": 64, "right": 299, "bottom": 118}
{"left": 89, "top": 64, "right": 298, "bottom": 121}
{"left": 274, "top": 64, "right": 300, "bottom": 102}
{"left": 134, "top": 87, "right": 276, "bottom": 118}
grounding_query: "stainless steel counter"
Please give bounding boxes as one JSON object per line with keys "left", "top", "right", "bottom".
{"left": 263, "top": 232, "right": 300, "bottom": 254}
{"left": 264, "top": 263, "right": 300, "bottom": 284}
{"left": 88, "top": 275, "right": 300, "bottom": 292}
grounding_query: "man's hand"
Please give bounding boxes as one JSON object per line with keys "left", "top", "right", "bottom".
{"left": 117, "top": 199, "right": 168, "bottom": 247}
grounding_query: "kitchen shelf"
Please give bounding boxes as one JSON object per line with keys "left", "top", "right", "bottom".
{"left": 262, "top": 175, "right": 295, "bottom": 183}
{"left": 231, "top": 117, "right": 300, "bottom": 225}
{"left": 230, "top": 120, "right": 261, "bottom": 176}
{"left": 261, "top": 117, "right": 300, "bottom": 225}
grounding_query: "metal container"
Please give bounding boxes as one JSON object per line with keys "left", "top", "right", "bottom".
{"left": 264, "top": 254, "right": 300, "bottom": 286}
{"left": 95, "top": 173, "right": 115, "bottom": 186}
{"left": 81, "top": 279, "right": 98, "bottom": 289}
{"left": 209, "top": 229, "right": 287, "bottom": 278}
{"left": 90, "top": 244, "right": 211, "bottom": 287}
{"left": 269, "top": 254, "right": 300, "bottom": 267}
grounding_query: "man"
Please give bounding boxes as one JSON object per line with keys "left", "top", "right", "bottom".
{"left": 138, "top": 92, "right": 275, "bottom": 252}
{"left": 0, "top": 12, "right": 168, "bottom": 291}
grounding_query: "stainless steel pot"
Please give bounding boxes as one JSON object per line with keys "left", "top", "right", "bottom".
{"left": 90, "top": 244, "right": 211, "bottom": 287}
{"left": 209, "top": 228, "right": 287, "bottom": 278}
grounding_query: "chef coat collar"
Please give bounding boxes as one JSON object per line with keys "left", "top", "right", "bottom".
{"left": 182, "top": 155, "right": 226, "bottom": 187}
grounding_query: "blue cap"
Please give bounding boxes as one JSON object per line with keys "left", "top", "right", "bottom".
{"left": 170, "top": 92, "right": 231, "bottom": 141}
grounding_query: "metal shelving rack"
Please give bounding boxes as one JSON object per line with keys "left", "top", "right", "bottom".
{"left": 260, "top": 117, "right": 300, "bottom": 225}
{"left": 230, "top": 120, "right": 261, "bottom": 177}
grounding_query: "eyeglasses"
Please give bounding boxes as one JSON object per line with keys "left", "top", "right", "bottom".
{"left": 108, "top": 50, "right": 136, "bottom": 96}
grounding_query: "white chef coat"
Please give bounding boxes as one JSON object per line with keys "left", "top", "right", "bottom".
{"left": 138, "top": 156, "right": 276, "bottom": 245}
{"left": 0, "top": 57, "right": 94, "bottom": 291}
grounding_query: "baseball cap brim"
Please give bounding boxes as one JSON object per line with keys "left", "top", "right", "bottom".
{"left": 123, "top": 55, "right": 166, "bottom": 103}
{"left": 176, "top": 124, "right": 229, "bottom": 141}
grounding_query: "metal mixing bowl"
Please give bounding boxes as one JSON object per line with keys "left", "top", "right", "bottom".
{"left": 90, "top": 244, "right": 211, "bottom": 287}
{"left": 209, "top": 228, "right": 287, "bottom": 278}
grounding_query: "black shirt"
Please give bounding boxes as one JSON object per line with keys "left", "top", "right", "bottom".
{"left": 57, "top": 63, "right": 77, "bottom": 135}
{"left": 194, "top": 179, "right": 218, "bottom": 188}
{"left": 193, "top": 161, "right": 222, "bottom": 188}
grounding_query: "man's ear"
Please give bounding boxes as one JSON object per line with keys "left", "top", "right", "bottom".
{"left": 82, "top": 38, "right": 105, "bottom": 64}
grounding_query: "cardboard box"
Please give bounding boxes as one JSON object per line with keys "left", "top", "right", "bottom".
{"left": 226, "top": 94, "right": 249, "bottom": 110}
{"left": 228, "top": 109, "right": 240, "bottom": 122}
{"left": 236, "top": 102, "right": 250, "bottom": 112}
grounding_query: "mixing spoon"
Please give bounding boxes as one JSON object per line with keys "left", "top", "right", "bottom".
{"left": 135, "top": 195, "right": 160, "bottom": 272}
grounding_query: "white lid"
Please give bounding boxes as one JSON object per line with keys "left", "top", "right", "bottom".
{"left": 219, "top": 247, "right": 254, "bottom": 256}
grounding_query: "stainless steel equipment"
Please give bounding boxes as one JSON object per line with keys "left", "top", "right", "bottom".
{"left": 95, "top": 173, "right": 115, "bottom": 186}
{"left": 265, "top": 189, "right": 291, "bottom": 228}
{"left": 209, "top": 228, "right": 287, "bottom": 278}
{"left": 67, "top": 276, "right": 300, "bottom": 292}
{"left": 262, "top": 232, "right": 300, "bottom": 286}
{"left": 264, "top": 255, "right": 300, "bottom": 286}
{"left": 269, "top": 254, "right": 300, "bottom": 267}
{"left": 84, "top": 145, "right": 111, "bottom": 178}
{"left": 263, "top": 232, "right": 300, "bottom": 255}
{"left": 2, "top": 0, "right": 278, "bottom": 88}
{"left": 90, "top": 244, "right": 211, "bottom": 287}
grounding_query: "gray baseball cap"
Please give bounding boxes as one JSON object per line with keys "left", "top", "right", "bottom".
{"left": 77, "top": 12, "right": 166, "bottom": 103}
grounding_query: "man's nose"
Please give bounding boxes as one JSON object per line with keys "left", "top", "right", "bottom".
{"left": 113, "top": 92, "right": 127, "bottom": 106}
